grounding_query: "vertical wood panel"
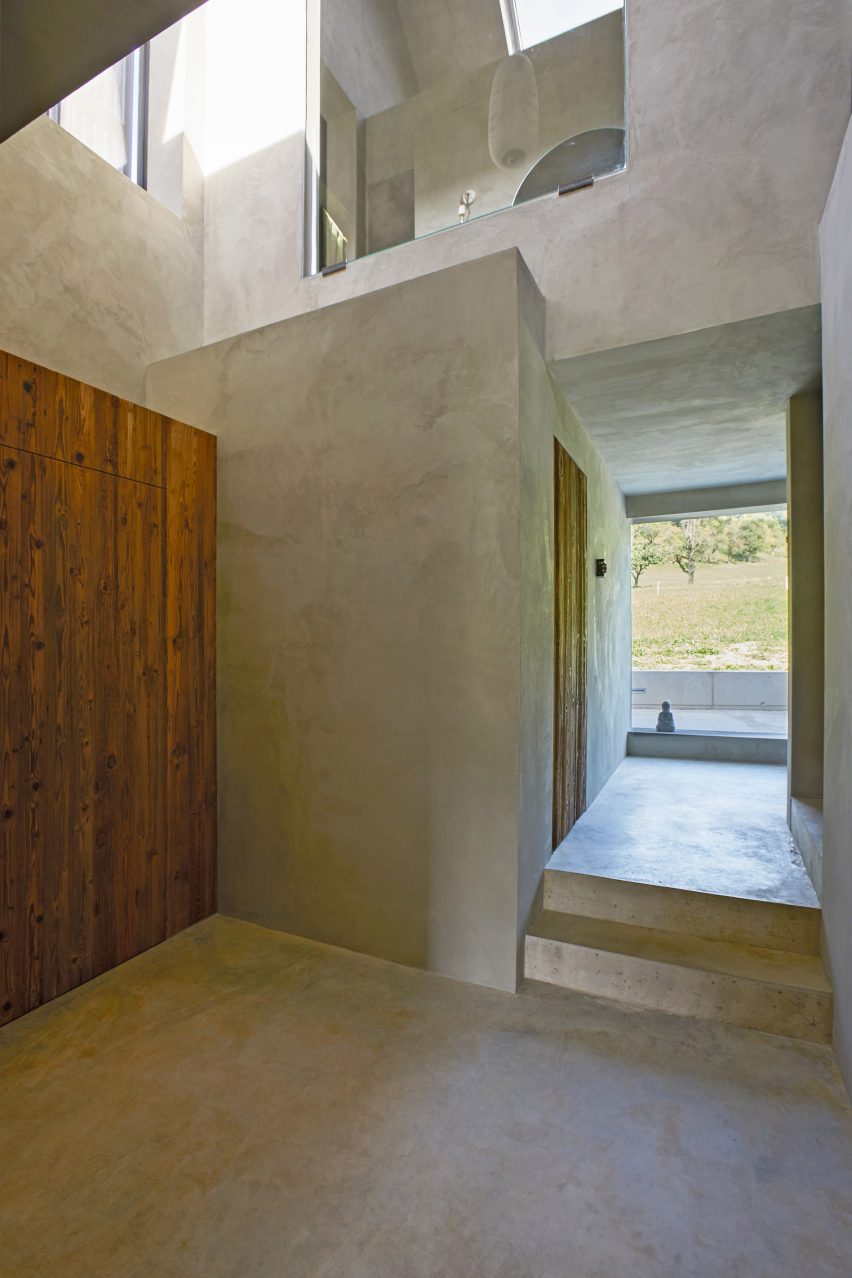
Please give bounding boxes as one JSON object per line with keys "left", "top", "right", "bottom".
{"left": 0, "top": 351, "right": 165, "bottom": 486}
{"left": 1, "top": 447, "right": 27, "bottom": 1022}
{"left": 166, "top": 420, "right": 217, "bottom": 936}
{"left": 553, "top": 440, "right": 588, "bottom": 849}
{"left": 0, "top": 352, "right": 214, "bottom": 1028}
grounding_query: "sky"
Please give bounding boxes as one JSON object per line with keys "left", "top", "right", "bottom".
{"left": 515, "top": 0, "right": 623, "bottom": 47}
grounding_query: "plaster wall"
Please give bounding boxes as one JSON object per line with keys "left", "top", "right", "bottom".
{"left": 201, "top": 0, "right": 308, "bottom": 343}
{"left": 820, "top": 119, "right": 852, "bottom": 1096}
{"left": 201, "top": 0, "right": 852, "bottom": 361}
{"left": 517, "top": 263, "right": 631, "bottom": 949}
{"left": 0, "top": 0, "right": 207, "bottom": 141}
{"left": 0, "top": 115, "right": 202, "bottom": 402}
{"left": 786, "top": 393, "right": 824, "bottom": 821}
{"left": 362, "top": 12, "right": 624, "bottom": 243}
{"left": 322, "top": 0, "right": 417, "bottom": 119}
{"left": 146, "top": 250, "right": 629, "bottom": 991}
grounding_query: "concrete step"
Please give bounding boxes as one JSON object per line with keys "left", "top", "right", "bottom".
{"left": 627, "top": 728, "right": 787, "bottom": 765}
{"left": 790, "top": 797, "right": 823, "bottom": 898}
{"left": 544, "top": 868, "right": 821, "bottom": 955}
{"left": 525, "top": 910, "right": 832, "bottom": 1042}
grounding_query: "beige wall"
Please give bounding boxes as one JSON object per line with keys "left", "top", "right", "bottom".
{"left": 322, "top": 0, "right": 417, "bottom": 118}
{"left": 209, "top": 0, "right": 852, "bottom": 362}
{"left": 412, "top": 12, "right": 624, "bottom": 238}
{"left": 200, "top": 0, "right": 310, "bottom": 343}
{"left": 146, "top": 250, "right": 630, "bottom": 991}
{"left": 0, "top": 115, "right": 202, "bottom": 402}
{"left": 786, "top": 393, "right": 824, "bottom": 825}
{"left": 2, "top": 0, "right": 849, "bottom": 373}
{"left": 517, "top": 262, "right": 630, "bottom": 949}
{"left": 819, "top": 118, "right": 852, "bottom": 1097}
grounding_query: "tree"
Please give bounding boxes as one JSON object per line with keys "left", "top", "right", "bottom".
{"left": 672, "top": 518, "right": 714, "bottom": 584}
{"left": 631, "top": 523, "right": 669, "bottom": 587}
{"left": 734, "top": 516, "right": 770, "bottom": 562}
{"left": 708, "top": 513, "right": 785, "bottom": 563}
{"left": 712, "top": 516, "right": 741, "bottom": 563}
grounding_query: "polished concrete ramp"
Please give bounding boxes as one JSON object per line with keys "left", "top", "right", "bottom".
{"left": 1, "top": 916, "right": 850, "bottom": 1277}
{"left": 549, "top": 757, "right": 817, "bottom": 906}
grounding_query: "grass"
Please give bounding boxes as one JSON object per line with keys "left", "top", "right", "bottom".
{"left": 632, "top": 555, "right": 788, "bottom": 670}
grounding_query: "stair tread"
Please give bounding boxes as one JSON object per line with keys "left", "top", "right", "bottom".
{"left": 544, "top": 866, "right": 821, "bottom": 914}
{"left": 528, "top": 910, "right": 831, "bottom": 994}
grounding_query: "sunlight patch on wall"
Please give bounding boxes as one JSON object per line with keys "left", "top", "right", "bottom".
{"left": 202, "top": 0, "right": 306, "bottom": 175}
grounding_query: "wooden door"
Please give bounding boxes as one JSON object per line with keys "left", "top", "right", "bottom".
{"left": 0, "top": 351, "right": 216, "bottom": 1026}
{"left": 553, "top": 440, "right": 588, "bottom": 849}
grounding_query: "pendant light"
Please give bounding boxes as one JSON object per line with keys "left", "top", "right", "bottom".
{"left": 488, "top": 0, "right": 539, "bottom": 170}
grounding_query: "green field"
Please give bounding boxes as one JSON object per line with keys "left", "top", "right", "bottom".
{"left": 632, "top": 555, "right": 788, "bottom": 670}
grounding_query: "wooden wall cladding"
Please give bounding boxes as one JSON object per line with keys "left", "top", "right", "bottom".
{"left": 0, "top": 351, "right": 216, "bottom": 1025}
{"left": 553, "top": 439, "right": 588, "bottom": 851}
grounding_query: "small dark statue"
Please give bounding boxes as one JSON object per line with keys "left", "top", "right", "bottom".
{"left": 655, "top": 700, "right": 676, "bottom": 733}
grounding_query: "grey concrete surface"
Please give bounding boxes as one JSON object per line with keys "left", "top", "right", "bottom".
{"left": 518, "top": 261, "right": 631, "bottom": 960}
{"left": 550, "top": 758, "right": 818, "bottom": 907}
{"left": 626, "top": 479, "right": 788, "bottom": 521}
{"left": 1, "top": 915, "right": 850, "bottom": 1278}
{"left": 526, "top": 908, "right": 832, "bottom": 1041}
{"left": 543, "top": 868, "right": 821, "bottom": 954}
{"left": 553, "top": 309, "right": 820, "bottom": 495}
{"left": 791, "top": 797, "right": 823, "bottom": 901}
{"left": 220, "top": 0, "right": 852, "bottom": 375}
{"left": 631, "top": 707, "right": 787, "bottom": 734}
{"left": 627, "top": 729, "right": 787, "bottom": 767}
{"left": 0, "top": 115, "right": 203, "bottom": 402}
{"left": 0, "top": 0, "right": 206, "bottom": 141}
{"left": 820, "top": 115, "right": 852, "bottom": 1096}
{"left": 147, "top": 251, "right": 630, "bottom": 993}
{"left": 120, "top": 0, "right": 852, "bottom": 365}
{"left": 632, "top": 671, "right": 788, "bottom": 713}
{"left": 4, "top": 0, "right": 849, "bottom": 407}
{"left": 786, "top": 393, "right": 824, "bottom": 815}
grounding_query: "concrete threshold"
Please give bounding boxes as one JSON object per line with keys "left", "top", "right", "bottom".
{"left": 628, "top": 728, "right": 787, "bottom": 765}
{"left": 790, "top": 797, "right": 823, "bottom": 898}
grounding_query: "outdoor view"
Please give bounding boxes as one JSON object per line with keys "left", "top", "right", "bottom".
{"left": 631, "top": 513, "right": 788, "bottom": 734}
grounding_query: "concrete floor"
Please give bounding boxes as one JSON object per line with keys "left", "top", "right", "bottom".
{"left": 1, "top": 916, "right": 850, "bottom": 1278}
{"left": 632, "top": 707, "right": 788, "bottom": 734}
{"left": 550, "top": 758, "right": 818, "bottom": 906}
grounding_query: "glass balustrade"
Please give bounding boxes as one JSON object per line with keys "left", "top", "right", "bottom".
{"left": 308, "top": 0, "right": 626, "bottom": 273}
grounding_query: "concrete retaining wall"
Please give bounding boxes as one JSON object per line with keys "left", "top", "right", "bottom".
{"left": 632, "top": 670, "right": 787, "bottom": 710}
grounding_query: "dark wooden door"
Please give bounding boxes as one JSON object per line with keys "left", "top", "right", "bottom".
{"left": 553, "top": 440, "right": 588, "bottom": 849}
{"left": 0, "top": 350, "right": 216, "bottom": 1026}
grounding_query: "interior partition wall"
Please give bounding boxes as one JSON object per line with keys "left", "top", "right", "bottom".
{"left": 0, "top": 351, "right": 216, "bottom": 1025}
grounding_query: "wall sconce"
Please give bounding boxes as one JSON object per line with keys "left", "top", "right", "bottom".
{"left": 595, "top": 558, "right": 608, "bottom": 578}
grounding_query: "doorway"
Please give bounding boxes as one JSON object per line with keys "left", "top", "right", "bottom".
{"left": 553, "top": 439, "right": 588, "bottom": 848}
{"left": 630, "top": 510, "right": 789, "bottom": 735}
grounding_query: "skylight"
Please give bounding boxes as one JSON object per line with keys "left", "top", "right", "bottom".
{"left": 511, "top": 0, "right": 623, "bottom": 49}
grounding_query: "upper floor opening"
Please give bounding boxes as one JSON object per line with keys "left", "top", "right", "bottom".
{"left": 308, "top": 0, "right": 627, "bottom": 273}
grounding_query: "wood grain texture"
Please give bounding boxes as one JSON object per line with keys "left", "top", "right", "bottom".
{"left": 0, "top": 352, "right": 215, "bottom": 1027}
{"left": 0, "top": 350, "right": 165, "bottom": 487}
{"left": 553, "top": 440, "right": 588, "bottom": 850}
{"left": 165, "top": 419, "right": 217, "bottom": 936}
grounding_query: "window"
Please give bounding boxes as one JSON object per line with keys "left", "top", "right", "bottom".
{"left": 506, "top": 1, "right": 624, "bottom": 50}
{"left": 309, "top": 0, "right": 627, "bottom": 273}
{"left": 49, "top": 45, "right": 149, "bottom": 188}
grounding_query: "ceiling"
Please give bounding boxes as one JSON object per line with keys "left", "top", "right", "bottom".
{"left": 551, "top": 307, "right": 822, "bottom": 496}
{"left": 1, "top": 1, "right": 208, "bottom": 142}
{"left": 395, "top": 0, "right": 507, "bottom": 91}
